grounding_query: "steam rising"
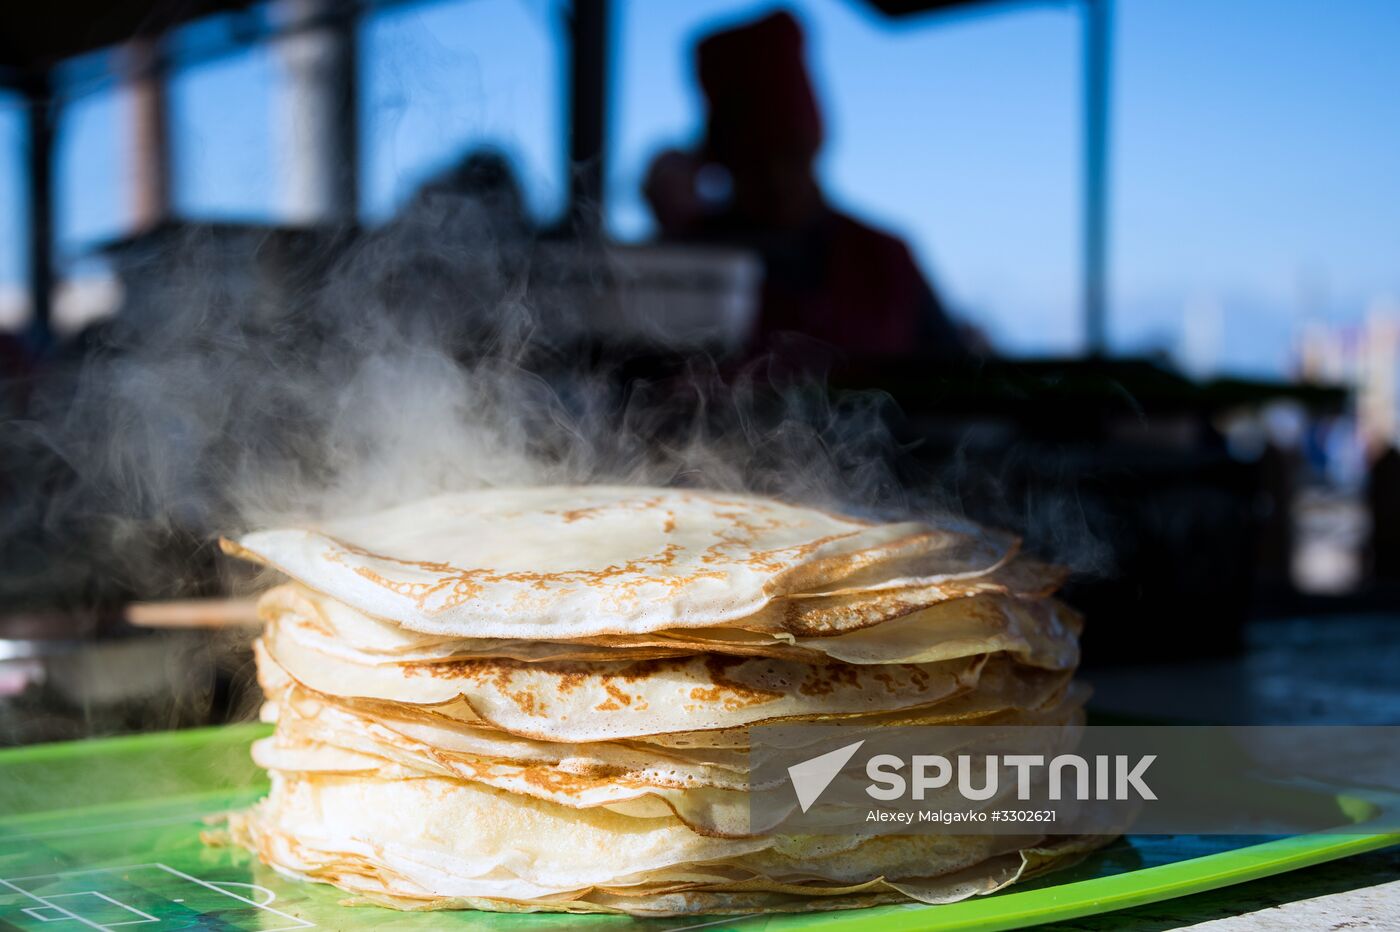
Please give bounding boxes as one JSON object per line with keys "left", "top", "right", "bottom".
{"left": 1, "top": 186, "right": 958, "bottom": 606}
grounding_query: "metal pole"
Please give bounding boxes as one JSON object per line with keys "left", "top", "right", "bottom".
{"left": 23, "top": 72, "right": 55, "bottom": 355}
{"left": 127, "top": 35, "right": 173, "bottom": 231}
{"left": 279, "top": 0, "right": 360, "bottom": 223}
{"left": 567, "top": 0, "right": 608, "bottom": 235}
{"left": 1082, "top": 0, "right": 1111, "bottom": 356}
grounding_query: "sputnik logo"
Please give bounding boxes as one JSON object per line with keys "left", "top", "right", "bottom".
{"left": 787, "top": 740, "right": 865, "bottom": 812}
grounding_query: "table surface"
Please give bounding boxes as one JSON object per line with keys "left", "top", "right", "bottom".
{"left": 2, "top": 613, "right": 1397, "bottom": 929}
{"left": 1081, "top": 613, "right": 1400, "bottom": 928}
{"left": 0, "top": 721, "right": 1395, "bottom": 931}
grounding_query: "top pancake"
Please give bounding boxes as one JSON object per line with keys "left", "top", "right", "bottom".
{"left": 226, "top": 486, "right": 1013, "bottom": 639}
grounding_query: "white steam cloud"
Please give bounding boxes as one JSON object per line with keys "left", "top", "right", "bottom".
{"left": 2, "top": 185, "right": 963, "bottom": 606}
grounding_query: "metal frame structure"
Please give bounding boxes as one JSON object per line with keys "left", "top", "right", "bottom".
{"left": 3, "top": 0, "right": 1111, "bottom": 354}
{"left": 22, "top": 73, "right": 54, "bottom": 354}
{"left": 1080, "top": 0, "right": 1110, "bottom": 355}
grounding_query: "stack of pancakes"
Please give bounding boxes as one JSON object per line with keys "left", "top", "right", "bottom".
{"left": 221, "top": 486, "right": 1098, "bottom": 916}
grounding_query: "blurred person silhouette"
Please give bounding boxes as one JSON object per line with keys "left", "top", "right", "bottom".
{"left": 644, "top": 9, "right": 970, "bottom": 360}
{"left": 408, "top": 146, "right": 537, "bottom": 264}
{"left": 408, "top": 147, "right": 532, "bottom": 248}
{"left": 380, "top": 147, "right": 538, "bottom": 352}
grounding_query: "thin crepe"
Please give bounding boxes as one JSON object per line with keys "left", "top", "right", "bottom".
{"left": 226, "top": 487, "right": 1015, "bottom": 639}
{"left": 225, "top": 770, "right": 1073, "bottom": 901}
{"left": 258, "top": 580, "right": 1081, "bottom": 669}
{"left": 259, "top": 617, "right": 1009, "bottom": 741}
{"left": 255, "top": 687, "right": 1085, "bottom": 837}
{"left": 255, "top": 638, "right": 1077, "bottom": 756}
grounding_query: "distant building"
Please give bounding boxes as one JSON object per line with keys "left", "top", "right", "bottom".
{"left": 1296, "top": 297, "right": 1400, "bottom": 460}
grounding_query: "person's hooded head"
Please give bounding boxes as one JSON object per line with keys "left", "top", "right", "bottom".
{"left": 696, "top": 10, "right": 825, "bottom": 228}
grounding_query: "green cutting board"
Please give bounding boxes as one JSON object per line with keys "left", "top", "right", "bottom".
{"left": 1, "top": 724, "right": 1395, "bottom": 931}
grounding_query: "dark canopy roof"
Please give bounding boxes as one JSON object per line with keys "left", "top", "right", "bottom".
{"left": 0, "top": 1, "right": 259, "bottom": 76}
{"left": 0, "top": 0, "right": 1008, "bottom": 80}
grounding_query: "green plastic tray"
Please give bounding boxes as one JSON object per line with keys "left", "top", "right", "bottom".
{"left": 1, "top": 724, "right": 1395, "bottom": 931}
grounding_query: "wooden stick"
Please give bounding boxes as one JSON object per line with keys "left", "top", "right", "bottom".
{"left": 124, "top": 598, "right": 260, "bottom": 629}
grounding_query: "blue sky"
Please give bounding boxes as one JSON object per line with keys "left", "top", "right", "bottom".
{"left": 1, "top": 0, "right": 1398, "bottom": 374}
